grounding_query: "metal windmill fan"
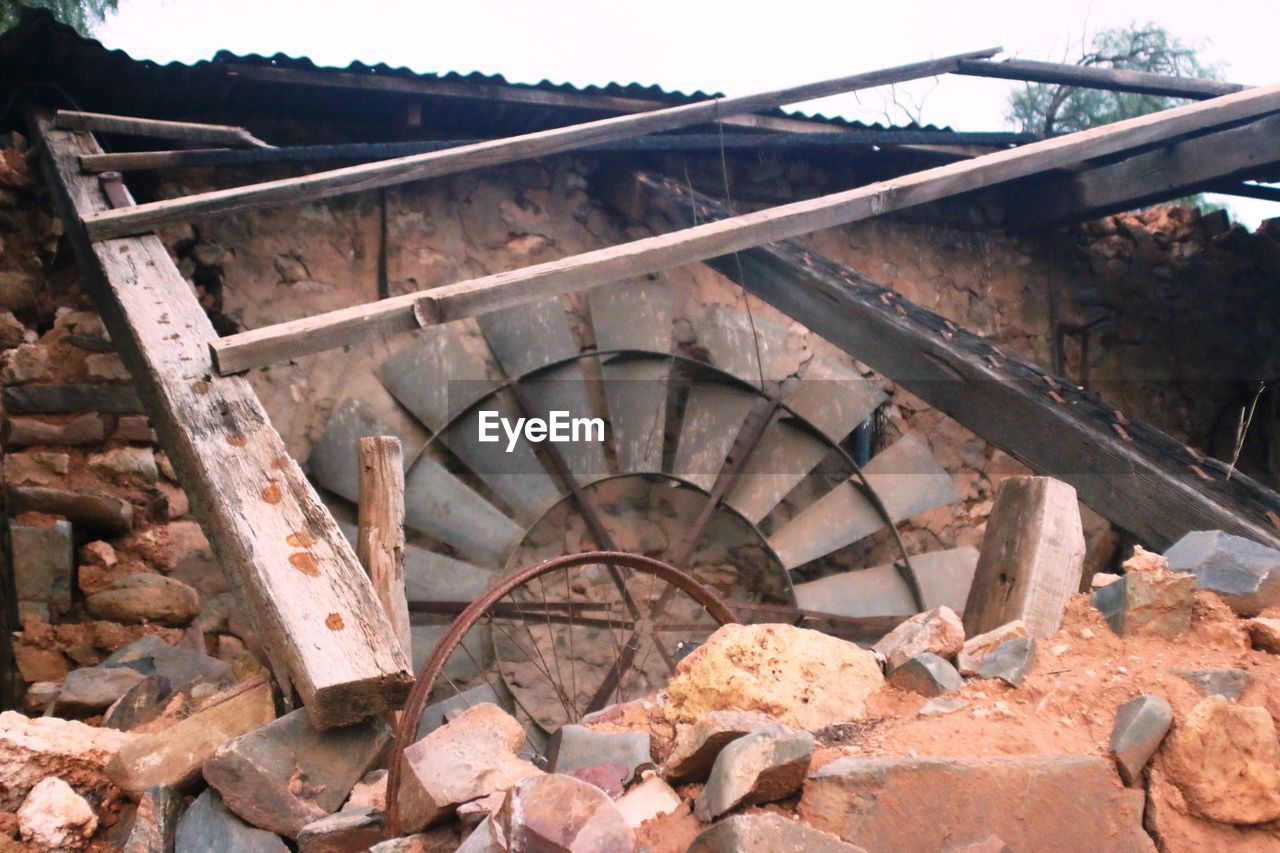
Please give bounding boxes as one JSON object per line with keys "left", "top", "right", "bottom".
{"left": 305, "top": 281, "right": 976, "bottom": 741}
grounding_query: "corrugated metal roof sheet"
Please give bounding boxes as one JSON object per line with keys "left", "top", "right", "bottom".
{"left": 0, "top": 8, "right": 957, "bottom": 137}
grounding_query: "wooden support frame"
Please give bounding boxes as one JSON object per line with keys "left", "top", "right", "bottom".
{"left": 28, "top": 110, "right": 413, "bottom": 728}
{"left": 81, "top": 47, "right": 1001, "bottom": 241}
{"left": 635, "top": 173, "right": 1280, "bottom": 550}
{"left": 208, "top": 81, "right": 1280, "bottom": 376}
{"left": 54, "top": 110, "right": 274, "bottom": 149}
{"left": 954, "top": 57, "right": 1244, "bottom": 100}
{"left": 1013, "top": 110, "right": 1280, "bottom": 226}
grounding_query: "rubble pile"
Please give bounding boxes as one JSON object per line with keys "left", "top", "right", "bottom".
{"left": 0, "top": 524, "right": 1276, "bottom": 850}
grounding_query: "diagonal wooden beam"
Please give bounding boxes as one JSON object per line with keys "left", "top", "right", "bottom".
{"left": 207, "top": 81, "right": 1280, "bottom": 376}
{"left": 1012, "top": 110, "right": 1280, "bottom": 227}
{"left": 954, "top": 57, "right": 1245, "bottom": 100}
{"left": 28, "top": 109, "right": 413, "bottom": 729}
{"left": 81, "top": 47, "right": 1001, "bottom": 241}
{"left": 54, "top": 110, "right": 274, "bottom": 149}
{"left": 635, "top": 173, "right": 1280, "bottom": 550}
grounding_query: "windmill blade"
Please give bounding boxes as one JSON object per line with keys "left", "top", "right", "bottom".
{"left": 402, "top": 453, "right": 522, "bottom": 568}
{"left": 671, "top": 381, "right": 757, "bottom": 491}
{"left": 792, "top": 547, "right": 980, "bottom": 618}
{"left": 781, "top": 356, "right": 886, "bottom": 443}
{"left": 336, "top": 520, "right": 496, "bottom": 604}
{"left": 767, "top": 434, "right": 958, "bottom": 570}
{"left": 307, "top": 396, "right": 422, "bottom": 502}
{"left": 723, "top": 415, "right": 833, "bottom": 524}
{"left": 477, "top": 298, "right": 609, "bottom": 482}
{"left": 380, "top": 326, "right": 562, "bottom": 523}
{"left": 590, "top": 281, "right": 673, "bottom": 474}
{"left": 694, "top": 303, "right": 791, "bottom": 385}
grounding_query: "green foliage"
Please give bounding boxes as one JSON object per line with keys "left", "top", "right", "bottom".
{"left": 1008, "top": 23, "right": 1222, "bottom": 137}
{"left": 0, "top": 0, "right": 119, "bottom": 36}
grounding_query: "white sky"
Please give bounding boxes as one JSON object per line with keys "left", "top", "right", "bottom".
{"left": 92, "top": 0, "right": 1278, "bottom": 226}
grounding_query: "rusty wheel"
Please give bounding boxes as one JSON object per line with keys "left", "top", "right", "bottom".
{"left": 387, "top": 550, "right": 736, "bottom": 835}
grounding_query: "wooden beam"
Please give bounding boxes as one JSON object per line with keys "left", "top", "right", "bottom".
{"left": 225, "top": 61, "right": 854, "bottom": 135}
{"left": 962, "top": 476, "right": 1086, "bottom": 639}
{"left": 954, "top": 58, "right": 1244, "bottom": 100}
{"left": 82, "top": 47, "right": 1002, "bottom": 241}
{"left": 76, "top": 129, "right": 1031, "bottom": 174}
{"left": 28, "top": 110, "right": 412, "bottom": 728}
{"left": 208, "top": 81, "right": 1280, "bottom": 376}
{"left": 1014, "top": 111, "right": 1280, "bottom": 227}
{"left": 357, "top": 436, "right": 411, "bottom": 661}
{"left": 1208, "top": 181, "right": 1280, "bottom": 204}
{"left": 53, "top": 110, "right": 273, "bottom": 149}
{"left": 634, "top": 172, "right": 1280, "bottom": 550}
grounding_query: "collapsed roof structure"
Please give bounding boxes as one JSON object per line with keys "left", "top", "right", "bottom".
{"left": 1, "top": 8, "right": 1278, "bottom": 850}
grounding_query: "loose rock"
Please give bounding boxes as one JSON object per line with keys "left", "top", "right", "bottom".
{"left": 664, "top": 623, "right": 883, "bottom": 730}
{"left": 1091, "top": 548, "right": 1195, "bottom": 638}
{"left": 614, "top": 775, "right": 681, "bottom": 829}
{"left": 0, "top": 711, "right": 134, "bottom": 810}
{"left": 297, "top": 807, "right": 386, "bottom": 853}
{"left": 89, "top": 446, "right": 158, "bottom": 484}
{"left": 956, "top": 620, "right": 1027, "bottom": 676}
{"left": 87, "top": 573, "right": 201, "bottom": 627}
{"left": 694, "top": 723, "right": 814, "bottom": 821}
{"left": 873, "top": 606, "right": 965, "bottom": 670}
{"left": 494, "top": 774, "right": 634, "bottom": 853}
{"left": 888, "top": 652, "right": 964, "bottom": 697}
{"left": 1161, "top": 695, "right": 1280, "bottom": 824}
{"left": 103, "top": 634, "right": 232, "bottom": 692}
{"left": 204, "top": 707, "right": 390, "bottom": 838}
{"left": 548, "top": 725, "right": 651, "bottom": 784}
{"left": 1165, "top": 530, "right": 1280, "bottom": 616}
{"left": 174, "top": 789, "right": 287, "bottom": 853}
{"left": 1109, "top": 695, "right": 1173, "bottom": 785}
{"left": 17, "top": 776, "right": 97, "bottom": 851}
{"left": 975, "top": 637, "right": 1036, "bottom": 687}
{"left": 122, "top": 785, "right": 183, "bottom": 853}
{"left": 107, "top": 678, "right": 275, "bottom": 794}
{"left": 396, "top": 702, "right": 542, "bottom": 832}
{"left": 54, "top": 665, "right": 148, "bottom": 717}
{"left": 800, "top": 755, "right": 1151, "bottom": 852}
{"left": 1172, "top": 668, "right": 1253, "bottom": 700}
{"left": 688, "top": 813, "right": 862, "bottom": 853}
{"left": 661, "top": 710, "right": 773, "bottom": 783}
{"left": 1247, "top": 617, "right": 1280, "bottom": 653}
{"left": 102, "top": 675, "right": 173, "bottom": 731}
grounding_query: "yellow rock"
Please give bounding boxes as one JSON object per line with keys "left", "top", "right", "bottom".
{"left": 663, "top": 623, "right": 884, "bottom": 730}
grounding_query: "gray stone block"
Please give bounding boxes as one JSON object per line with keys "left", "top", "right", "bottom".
{"left": 11, "top": 517, "right": 73, "bottom": 615}
{"left": 888, "top": 652, "right": 965, "bottom": 697}
{"left": 174, "top": 790, "right": 286, "bottom": 853}
{"left": 976, "top": 637, "right": 1036, "bottom": 687}
{"left": 1109, "top": 695, "right": 1173, "bottom": 786}
{"left": 1165, "top": 530, "right": 1280, "bottom": 616}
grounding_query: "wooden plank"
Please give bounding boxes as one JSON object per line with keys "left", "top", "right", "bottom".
{"left": 1211, "top": 181, "right": 1280, "bottom": 203}
{"left": 76, "top": 129, "right": 1031, "bottom": 174}
{"left": 226, "top": 61, "right": 860, "bottom": 135}
{"left": 954, "top": 58, "right": 1244, "bottom": 100}
{"left": 28, "top": 110, "right": 412, "bottom": 728}
{"left": 209, "top": 81, "right": 1280, "bottom": 376}
{"left": 83, "top": 48, "right": 1001, "bottom": 241}
{"left": 357, "top": 437, "right": 412, "bottom": 662}
{"left": 962, "top": 476, "right": 1086, "bottom": 639}
{"left": 636, "top": 173, "right": 1280, "bottom": 551}
{"left": 1015, "top": 111, "right": 1280, "bottom": 226}
{"left": 53, "top": 110, "right": 273, "bottom": 149}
